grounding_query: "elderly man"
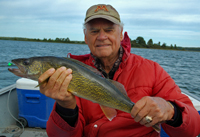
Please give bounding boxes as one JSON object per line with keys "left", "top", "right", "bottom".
{"left": 39, "top": 4, "right": 200, "bottom": 137}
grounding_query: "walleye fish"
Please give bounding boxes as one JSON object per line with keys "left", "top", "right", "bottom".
{"left": 8, "top": 56, "right": 160, "bottom": 132}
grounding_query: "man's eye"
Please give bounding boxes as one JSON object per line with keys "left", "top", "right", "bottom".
{"left": 105, "top": 29, "right": 112, "bottom": 32}
{"left": 91, "top": 30, "right": 98, "bottom": 33}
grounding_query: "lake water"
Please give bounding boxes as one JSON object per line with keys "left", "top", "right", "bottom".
{"left": 0, "top": 40, "right": 200, "bottom": 98}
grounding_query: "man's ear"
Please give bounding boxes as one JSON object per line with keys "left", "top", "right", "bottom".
{"left": 84, "top": 29, "right": 88, "bottom": 44}
{"left": 120, "top": 29, "right": 124, "bottom": 41}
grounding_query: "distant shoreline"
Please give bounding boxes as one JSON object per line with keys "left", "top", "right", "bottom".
{"left": 0, "top": 36, "right": 86, "bottom": 45}
{"left": 0, "top": 36, "right": 200, "bottom": 52}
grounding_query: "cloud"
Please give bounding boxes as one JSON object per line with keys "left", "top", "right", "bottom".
{"left": 0, "top": 0, "right": 200, "bottom": 47}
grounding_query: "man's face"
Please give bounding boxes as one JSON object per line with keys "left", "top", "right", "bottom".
{"left": 84, "top": 18, "right": 123, "bottom": 60}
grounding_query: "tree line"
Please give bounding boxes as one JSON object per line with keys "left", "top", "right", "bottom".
{"left": 131, "top": 36, "right": 177, "bottom": 50}
{"left": 0, "top": 37, "right": 85, "bottom": 44}
{"left": 1, "top": 36, "right": 199, "bottom": 51}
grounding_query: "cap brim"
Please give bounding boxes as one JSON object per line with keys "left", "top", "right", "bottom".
{"left": 85, "top": 15, "right": 120, "bottom": 25}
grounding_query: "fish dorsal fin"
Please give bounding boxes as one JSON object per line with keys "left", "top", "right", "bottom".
{"left": 108, "top": 79, "right": 132, "bottom": 101}
{"left": 63, "top": 57, "right": 102, "bottom": 77}
{"left": 100, "top": 105, "right": 117, "bottom": 121}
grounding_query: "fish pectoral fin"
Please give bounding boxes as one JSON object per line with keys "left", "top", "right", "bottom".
{"left": 100, "top": 105, "right": 117, "bottom": 121}
{"left": 35, "top": 77, "right": 49, "bottom": 88}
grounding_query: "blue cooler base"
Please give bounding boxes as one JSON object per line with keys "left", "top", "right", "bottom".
{"left": 160, "top": 127, "right": 169, "bottom": 137}
{"left": 17, "top": 88, "right": 55, "bottom": 128}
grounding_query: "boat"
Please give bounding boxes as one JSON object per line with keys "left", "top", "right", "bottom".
{"left": 0, "top": 78, "right": 200, "bottom": 137}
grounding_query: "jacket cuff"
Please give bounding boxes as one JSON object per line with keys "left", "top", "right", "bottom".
{"left": 165, "top": 101, "right": 182, "bottom": 127}
{"left": 50, "top": 103, "right": 80, "bottom": 131}
{"left": 56, "top": 103, "right": 78, "bottom": 127}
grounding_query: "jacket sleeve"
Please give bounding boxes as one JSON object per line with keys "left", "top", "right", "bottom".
{"left": 152, "top": 62, "right": 200, "bottom": 137}
{"left": 46, "top": 97, "right": 85, "bottom": 137}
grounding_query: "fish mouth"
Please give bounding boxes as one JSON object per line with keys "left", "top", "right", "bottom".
{"left": 8, "top": 68, "right": 26, "bottom": 77}
{"left": 8, "top": 59, "right": 27, "bottom": 77}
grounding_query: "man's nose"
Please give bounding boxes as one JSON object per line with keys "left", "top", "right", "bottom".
{"left": 97, "top": 30, "right": 108, "bottom": 40}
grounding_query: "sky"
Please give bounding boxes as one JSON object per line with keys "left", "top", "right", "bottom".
{"left": 0, "top": 0, "right": 200, "bottom": 47}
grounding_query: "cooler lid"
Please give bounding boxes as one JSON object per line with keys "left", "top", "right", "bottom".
{"left": 16, "top": 78, "right": 40, "bottom": 90}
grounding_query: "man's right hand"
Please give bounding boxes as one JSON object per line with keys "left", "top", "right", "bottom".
{"left": 38, "top": 67, "right": 76, "bottom": 109}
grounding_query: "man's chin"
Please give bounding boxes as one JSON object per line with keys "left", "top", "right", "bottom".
{"left": 95, "top": 52, "right": 112, "bottom": 58}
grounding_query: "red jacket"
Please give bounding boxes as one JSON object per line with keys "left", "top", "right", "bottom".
{"left": 46, "top": 32, "right": 200, "bottom": 137}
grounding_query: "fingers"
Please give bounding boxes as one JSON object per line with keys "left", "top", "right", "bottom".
{"left": 131, "top": 97, "right": 153, "bottom": 126}
{"left": 38, "top": 68, "right": 55, "bottom": 88}
{"left": 130, "top": 96, "right": 175, "bottom": 127}
{"left": 52, "top": 67, "right": 69, "bottom": 91}
{"left": 55, "top": 68, "right": 73, "bottom": 99}
{"left": 39, "top": 68, "right": 55, "bottom": 82}
{"left": 38, "top": 67, "right": 76, "bottom": 109}
{"left": 131, "top": 96, "right": 149, "bottom": 120}
{"left": 60, "top": 73, "right": 72, "bottom": 96}
{"left": 39, "top": 67, "right": 72, "bottom": 97}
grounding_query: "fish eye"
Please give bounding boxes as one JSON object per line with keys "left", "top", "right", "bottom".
{"left": 23, "top": 60, "right": 30, "bottom": 65}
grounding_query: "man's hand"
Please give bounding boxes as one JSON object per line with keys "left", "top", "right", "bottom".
{"left": 38, "top": 67, "right": 76, "bottom": 109}
{"left": 131, "top": 96, "right": 174, "bottom": 127}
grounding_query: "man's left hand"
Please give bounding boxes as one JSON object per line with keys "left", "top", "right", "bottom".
{"left": 131, "top": 96, "right": 174, "bottom": 127}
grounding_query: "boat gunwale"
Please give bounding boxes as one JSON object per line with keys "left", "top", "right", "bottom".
{"left": 0, "top": 84, "right": 16, "bottom": 96}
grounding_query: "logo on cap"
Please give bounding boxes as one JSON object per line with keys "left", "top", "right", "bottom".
{"left": 95, "top": 5, "right": 108, "bottom": 12}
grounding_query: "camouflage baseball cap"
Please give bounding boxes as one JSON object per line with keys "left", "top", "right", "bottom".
{"left": 84, "top": 4, "right": 121, "bottom": 24}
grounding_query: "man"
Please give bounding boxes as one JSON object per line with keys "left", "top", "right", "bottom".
{"left": 39, "top": 4, "right": 200, "bottom": 137}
